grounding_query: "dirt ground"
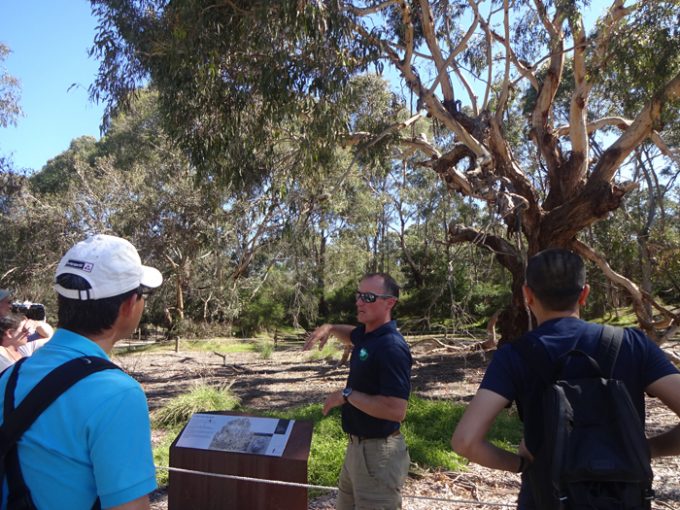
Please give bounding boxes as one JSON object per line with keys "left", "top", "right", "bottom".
{"left": 114, "top": 338, "right": 680, "bottom": 510}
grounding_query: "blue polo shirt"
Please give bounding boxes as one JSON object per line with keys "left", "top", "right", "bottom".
{"left": 480, "top": 317, "right": 679, "bottom": 509}
{"left": 0, "top": 329, "right": 156, "bottom": 509}
{"left": 342, "top": 320, "right": 412, "bottom": 438}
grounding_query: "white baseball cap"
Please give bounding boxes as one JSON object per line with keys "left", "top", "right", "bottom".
{"left": 55, "top": 234, "right": 163, "bottom": 300}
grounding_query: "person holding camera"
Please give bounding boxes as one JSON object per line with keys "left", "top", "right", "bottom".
{"left": 0, "top": 289, "right": 54, "bottom": 341}
{"left": 12, "top": 302, "right": 54, "bottom": 341}
{"left": 0, "top": 313, "right": 50, "bottom": 372}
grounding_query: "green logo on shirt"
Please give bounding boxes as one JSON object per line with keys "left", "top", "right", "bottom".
{"left": 359, "top": 348, "right": 368, "bottom": 361}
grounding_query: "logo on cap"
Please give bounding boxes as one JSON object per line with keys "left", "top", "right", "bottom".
{"left": 64, "top": 260, "right": 94, "bottom": 273}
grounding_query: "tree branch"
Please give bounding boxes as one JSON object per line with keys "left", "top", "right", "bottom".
{"left": 530, "top": 10, "right": 566, "bottom": 179}
{"left": 589, "top": 0, "right": 634, "bottom": 70}
{"left": 423, "top": 145, "right": 475, "bottom": 195}
{"left": 589, "top": 71, "right": 680, "bottom": 184}
{"left": 341, "top": 112, "right": 425, "bottom": 149}
{"left": 568, "top": 14, "right": 590, "bottom": 182}
{"left": 481, "top": 8, "right": 494, "bottom": 110}
{"left": 495, "top": 0, "right": 513, "bottom": 119}
{"left": 346, "top": 0, "right": 399, "bottom": 17}
{"left": 532, "top": 0, "right": 560, "bottom": 39}
{"left": 418, "top": 0, "right": 454, "bottom": 102}
{"left": 401, "top": 0, "right": 415, "bottom": 69}
{"left": 572, "top": 239, "right": 680, "bottom": 341}
{"left": 448, "top": 224, "right": 522, "bottom": 275}
{"left": 556, "top": 117, "right": 680, "bottom": 170}
{"left": 431, "top": 2, "right": 480, "bottom": 108}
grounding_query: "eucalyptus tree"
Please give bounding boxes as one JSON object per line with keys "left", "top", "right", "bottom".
{"left": 0, "top": 43, "right": 21, "bottom": 130}
{"left": 90, "top": 1, "right": 680, "bottom": 342}
{"left": 0, "top": 43, "right": 22, "bottom": 180}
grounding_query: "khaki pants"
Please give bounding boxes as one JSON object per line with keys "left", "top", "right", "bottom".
{"left": 336, "top": 434, "right": 410, "bottom": 510}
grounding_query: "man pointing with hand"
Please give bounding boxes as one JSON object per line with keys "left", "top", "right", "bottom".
{"left": 305, "top": 272, "right": 412, "bottom": 510}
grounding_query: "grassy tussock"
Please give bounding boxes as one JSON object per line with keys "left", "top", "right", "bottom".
{"left": 305, "top": 342, "right": 344, "bottom": 362}
{"left": 152, "top": 383, "right": 240, "bottom": 428}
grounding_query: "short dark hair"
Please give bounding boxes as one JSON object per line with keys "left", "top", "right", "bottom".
{"left": 525, "top": 249, "right": 586, "bottom": 311}
{"left": 56, "top": 274, "right": 138, "bottom": 336}
{"left": 362, "top": 272, "right": 400, "bottom": 298}
{"left": 0, "top": 313, "right": 24, "bottom": 341}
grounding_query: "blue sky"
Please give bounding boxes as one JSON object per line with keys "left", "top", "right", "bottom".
{"left": 0, "top": 1, "right": 104, "bottom": 173}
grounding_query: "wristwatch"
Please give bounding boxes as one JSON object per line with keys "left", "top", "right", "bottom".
{"left": 342, "top": 387, "right": 353, "bottom": 403}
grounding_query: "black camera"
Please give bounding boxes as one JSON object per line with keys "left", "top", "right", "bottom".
{"left": 10, "top": 302, "right": 46, "bottom": 321}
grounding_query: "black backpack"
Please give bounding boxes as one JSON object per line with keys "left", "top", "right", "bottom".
{"left": 0, "top": 356, "right": 119, "bottom": 510}
{"left": 514, "top": 325, "right": 654, "bottom": 510}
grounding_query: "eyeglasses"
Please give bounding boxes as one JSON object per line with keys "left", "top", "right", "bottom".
{"left": 136, "top": 286, "right": 154, "bottom": 300}
{"left": 355, "top": 291, "right": 396, "bottom": 303}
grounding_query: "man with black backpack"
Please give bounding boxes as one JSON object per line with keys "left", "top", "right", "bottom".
{"left": 0, "top": 234, "right": 162, "bottom": 510}
{"left": 452, "top": 248, "right": 680, "bottom": 509}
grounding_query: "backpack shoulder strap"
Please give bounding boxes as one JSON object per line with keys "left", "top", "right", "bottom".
{"left": 596, "top": 325, "right": 624, "bottom": 379}
{"left": 1, "top": 356, "right": 119, "bottom": 510}
{"left": 2, "top": 356, "right": 119, "bottom": 442}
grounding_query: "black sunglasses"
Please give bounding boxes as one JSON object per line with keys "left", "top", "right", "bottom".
{"left": 136, "top": 286, "right": 154, "bottom": 300}
{"left": 355, "top": 291, "right": 396, "bottom": 303}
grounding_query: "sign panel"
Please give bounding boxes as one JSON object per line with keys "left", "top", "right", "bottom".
{"left": 176, "top": 414, "right": 294, "bottom": 456}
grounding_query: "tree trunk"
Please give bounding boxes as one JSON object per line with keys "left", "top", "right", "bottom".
{"left": 317, "top": 228, "right": 329, "bottom": 318}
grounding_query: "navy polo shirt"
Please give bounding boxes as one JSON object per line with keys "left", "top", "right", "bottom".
{"left": 480, "top": 317, "right": 679, "bottom": 509}
{"left": 342, "top": 320, "right": 412, "bottom": 438}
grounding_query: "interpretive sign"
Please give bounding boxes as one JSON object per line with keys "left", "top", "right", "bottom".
{"left": 169, "top": 411, "right": 313, "bottom": 510}
{"left": 176, "top": 414, "right": 294, "bottom": 456}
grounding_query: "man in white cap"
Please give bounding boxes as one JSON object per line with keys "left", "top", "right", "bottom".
{"left": 0, "top": 234, "right": 163, "bottom": 510}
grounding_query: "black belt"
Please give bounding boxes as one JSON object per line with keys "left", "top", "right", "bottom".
{"left": 348, "top": 429, "right": 400, "bottom": 442}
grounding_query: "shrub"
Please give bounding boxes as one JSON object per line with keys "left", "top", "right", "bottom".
{"left": 153, "top": 383, "right": 240, "bottom": 428}
{"left": 256, "top": 340, "right": 274, "bottom": 359}
{"left": 305, "top": 341, "right": 344, "bottom": 362}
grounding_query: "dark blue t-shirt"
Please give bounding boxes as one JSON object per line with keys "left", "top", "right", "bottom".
{"left": 342, "top": 320, "right": 412, "bottom": 438}
{"left": 480, "top": 317, "right": 679, "bottom": 509}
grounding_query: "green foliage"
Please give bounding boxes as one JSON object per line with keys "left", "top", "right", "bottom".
{"left": 152, "top": 383, "right": 240, "bottom": 428}
{"left": 305, "top": 341, "right": 344, "bottom": 362}
{"left": 323, "top": 281, "right": 359, "bottom": 325}
{"left": 268, "top": 396, "right": 523, "bottom": 488}
{"left": 237, "top": 293, "right": 288, "bottom": 337}
{"left": 288, "top": 405, "right": 348, "bottom": 489}
{"left": 588, "top": 308, "right": 640, "bottom": 328}
{"left": 90, "top": 0, "right": 379, "bottom": 188}
{"left": 596, "top": 1, "right": 680, "bottom": 118}
{"left": 29, "top": 136, "right": 99, "bottom": 194}
{"left": 181, "top": 339, "right": 258, "bottom": 354}
{"left": 467, "top": 281, "right": 512, "bottom": 319}
{"left": 400, "top": 397, "right": 467, "bottom": 471}
{"left": 152, "top": 425, "right": 183, "bottom": 486}
{"left": 403, "top": 396, "right": 522, "bottom": 470}
{"left": 4, "top": 0, "right": 679, "bottom": 346}
{"left": 255, "top": 340, "right": 275, "bottom": 360}
{"left": 0, "top": 43, "right": 22, "bottom": 129}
